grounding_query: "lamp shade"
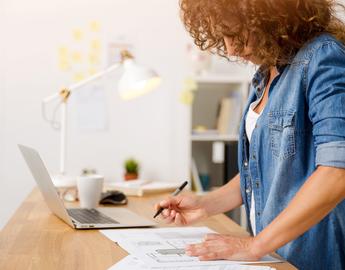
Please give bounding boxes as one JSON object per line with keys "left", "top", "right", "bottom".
{"left": 118, "top": 59, "right": 161, "bottom": 100}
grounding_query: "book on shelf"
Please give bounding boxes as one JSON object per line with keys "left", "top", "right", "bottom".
{"left": 106, "top": 179, "right": 181, "bottom": 196}
{"left": 216, "top": 96, "right": 242, "bottom": 135}
{"left": 191, "top": 158, "right": 203, "bottom": 193}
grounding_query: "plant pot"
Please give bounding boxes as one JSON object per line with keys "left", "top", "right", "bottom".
{"left": 124, "top": 173, "right": 138, "bottom": 181}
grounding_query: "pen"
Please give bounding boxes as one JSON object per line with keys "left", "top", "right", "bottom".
{"left": 153, "top": 181, "right": 188, "bottom": 218}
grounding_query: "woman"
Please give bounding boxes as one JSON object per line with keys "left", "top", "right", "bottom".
{"left": 156, "top": 0, "right": 345, "bottom": 269}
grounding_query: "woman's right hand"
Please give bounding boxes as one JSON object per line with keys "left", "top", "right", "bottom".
{"left": 154, "top": 194, "right": 209, "bottom": 225}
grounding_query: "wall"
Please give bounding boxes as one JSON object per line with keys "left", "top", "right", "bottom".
{"left": 11, "top": 0, "right": 330, "bottom": 230}
{"left": 340, "top": 0, "right": 345, "bottom": 18}
{"left": 0, "top": 0, "right": 6, "bottom": 230}
{"left": 0, "top": 0, "right": 189, "bottom": 229}
{"left": 0, "top": 0, "right": 252, "bottom": 230}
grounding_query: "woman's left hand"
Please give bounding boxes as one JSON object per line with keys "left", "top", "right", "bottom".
{"left": 185, "top": 233, "right": 261, "bottom": 261}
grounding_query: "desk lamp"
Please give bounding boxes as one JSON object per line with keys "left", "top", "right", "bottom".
{"left": 42, "top": 50, "right": 161, "bottom": 187}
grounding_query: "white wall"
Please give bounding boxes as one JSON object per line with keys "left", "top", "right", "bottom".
{"left": 0, "top": 0, "right": 253, "bottom": 230}
{"left": 339, "top": 0, "right": 345, "bottom": 18}
{"left": 0, "top": 0, "right": 7, "bottom": 230}
{"left": 0, "top": 0, "right": 191, "bottom": 229}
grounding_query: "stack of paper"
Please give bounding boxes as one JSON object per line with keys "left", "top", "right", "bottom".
{"left": 100, "top": 227, "right": 281, "bottom": 270}
{"left": 106, "top": 180, "right": 182, "bottom": 196}
{"left": 109, "top": 255, "right": 277, "bottom": 270}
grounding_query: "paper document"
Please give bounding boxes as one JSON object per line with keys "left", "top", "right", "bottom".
{"left": 106, "top": 180, "right": 181, "bottom": 196}
{"left": 108, "top": 255, "right": 277, "bottom": 270}
{"left": 73, "top": 84, "right": 108, "bottom": 130}
{"left": 100, "top": 227, "right": 282, "bottom": 267}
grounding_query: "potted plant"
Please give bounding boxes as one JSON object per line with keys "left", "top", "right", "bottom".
{"left": 124, "top": 158, "right": 139, "bottom": 181}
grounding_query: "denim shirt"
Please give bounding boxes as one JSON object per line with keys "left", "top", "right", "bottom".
{"left": 238, "top": 33, "right": 345, "bottom": 270}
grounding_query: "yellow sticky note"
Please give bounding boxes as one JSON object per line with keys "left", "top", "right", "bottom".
{"left": 71, "top": 51, "right": 82, "bottom": 63}
{"left": 89, "top": 21, "right": 101, "bottom": 32}
{"left": 73, "top": 72, "right": 85, "bottom": 82}
{"left": 58, "top": 46, "right": 68, "bottom": 56}
{"left": 179, "top": 89, "right": 194, "bottom": 105}
{"left": 184, "top": 78, "right": 198, "bottom": 92}
{"left": 58, "top": 61, "right": 70, "bottom": 71}
{"left": 73, "top": 29, "right": 84, "bottom": 41}
{"left": 57, "top": 53, "right": 69, "bottom": 64}
{"left": 90, "top": 39, "right": 101, "bottom": 51}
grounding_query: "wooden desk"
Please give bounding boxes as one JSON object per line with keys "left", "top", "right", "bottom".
{"left": 0, "top": 188, "right": 297, "bottom": 270}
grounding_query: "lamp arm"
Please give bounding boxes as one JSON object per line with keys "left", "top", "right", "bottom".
{"left": 42, "top": 62, "right": 121, "bottom": 176}
{"left": 42, "top": 62, "right": 121, "bottom": 104}
{"left": 68, "top": 63, "right": 121, "bottom": 93}
{"left": 41, "top": 62, "right": 122, "bottom": 132}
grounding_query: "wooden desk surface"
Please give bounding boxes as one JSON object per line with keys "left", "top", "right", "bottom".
{"left": 0, "top": 188, "right": 297, "bottom": 270}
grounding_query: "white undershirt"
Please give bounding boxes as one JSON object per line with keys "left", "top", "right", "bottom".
{"left": 245, "top": 88, "right": 267, "bottom": 235}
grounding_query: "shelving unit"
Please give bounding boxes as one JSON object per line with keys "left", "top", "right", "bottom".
{"left": 190, "top": 73, "right": 250, "bottom": 228}
{"left": 191, "top": 134, "right": 239, "bottom": 142}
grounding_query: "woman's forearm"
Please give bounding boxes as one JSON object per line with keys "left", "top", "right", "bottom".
{"left": 201, "top": 173, "right": 243, "bottom": 216}
{"left": 252, "top": 166, "right": 345, "bottom": 258}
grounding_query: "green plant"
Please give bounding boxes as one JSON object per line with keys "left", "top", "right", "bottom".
{"left": 124, "top": 158, "right": 139, "bottom": 174}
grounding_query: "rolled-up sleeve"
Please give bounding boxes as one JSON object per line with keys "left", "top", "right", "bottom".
{"left": 305, "top": 40, "right": 345, "bottom": 168}
{"left": 315, "top": 141, "right": 345, "bottom": 168}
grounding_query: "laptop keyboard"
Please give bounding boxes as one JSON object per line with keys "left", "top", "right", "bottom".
{"left": 67, "top": 208, "right": 118, "bottom": 224}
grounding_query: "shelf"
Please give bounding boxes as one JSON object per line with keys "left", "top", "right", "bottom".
{"left": 195, "top": 74, "right": 251, "bottom": 84}
{"left": 191, "top": 134, "right": 239, "bottom": 142}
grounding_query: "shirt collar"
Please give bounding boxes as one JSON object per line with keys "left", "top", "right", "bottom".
{"left": 251, "top": 65, "right": 286, "bottom": 98}
{"left": 251, "top": 66, "right": 268, "bottom": 99}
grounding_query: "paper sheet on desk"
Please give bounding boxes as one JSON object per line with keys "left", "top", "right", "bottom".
{"left": 106, "top": 180, "right": 181, "bottom": 196}
{"left": 108, "top": 255, "right": 277, "bottom": 270}
{"left": 100, "top": 227, "right": 282, "bottom": 267}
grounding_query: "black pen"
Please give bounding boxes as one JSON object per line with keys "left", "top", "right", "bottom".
{"left": 153, "top": 181, "right": 188, "bottom": 218}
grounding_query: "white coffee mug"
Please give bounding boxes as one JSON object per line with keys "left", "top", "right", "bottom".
{"left": 77, "top": 174, "right": 104, "bottom": 208}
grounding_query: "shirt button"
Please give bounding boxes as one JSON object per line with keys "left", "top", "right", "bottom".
{"left": 252, "top": 155, "right": 256, "bottom": 160}
{"left": 246, "top": 188, "right": 251, "bottom": 194}
{"left": 255, "top": 182, "right": 260, "bottom": 188}
{"left": 257, "top": 212, "right": 261, "bottom": 216}
{"left": 244, "top": 161, "right": 248, "bottom": 167}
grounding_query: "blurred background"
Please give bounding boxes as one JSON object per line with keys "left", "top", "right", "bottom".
{"left": 1, "top": 0, "right": 343, "bottom": 230}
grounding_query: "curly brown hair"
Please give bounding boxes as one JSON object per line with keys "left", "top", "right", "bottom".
{"left": 180, "top": 0, "right": 345, "bottom": 66}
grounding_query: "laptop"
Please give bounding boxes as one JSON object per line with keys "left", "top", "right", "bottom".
{"left": 18, "top": 144, "right": 156, "bottom": 229}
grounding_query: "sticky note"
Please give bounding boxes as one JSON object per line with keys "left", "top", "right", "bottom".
{"left": 89, "top": 21, "right": 101, "bottom": 32}
{"left": 73, "top": 29, "right": 84, "bottom": 41}
{"left": 179, "top": 89, "right": 194, "bottom": 105}
{"left": 71, "top": 51, "right": 82, "bottom": 63}
{"left": 73, "top": 72, "right": 85, "bottom": 82}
